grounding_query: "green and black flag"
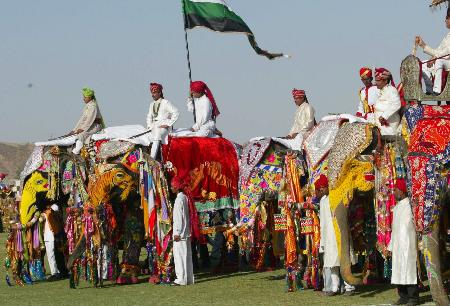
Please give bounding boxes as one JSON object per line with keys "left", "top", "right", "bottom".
{"left": 182, "top": 0, "right": 287, "bottom": 60}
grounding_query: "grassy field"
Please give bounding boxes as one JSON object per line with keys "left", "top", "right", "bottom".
{"left": 0, "top": 233, "right": 436, "bottom": 306}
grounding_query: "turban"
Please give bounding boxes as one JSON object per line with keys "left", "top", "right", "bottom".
{"left": 0, "top": 173, "right": 7, "bottom": 180}
{"left": 292, "top": 89, "right": 306, "bottom": 99}
{"left": 171, "top": 170, "right": 191, "bottom": 191}
{"left": 375, "top": 68, "right": 395, "bottom": 86}
{"left": 171, "top": 170, "right": 200, "bottom": 241}
{"left": 150, "top": 82, "right": 163, "bottom": 93}
{"left": 82, "top": 87, "right": 95, "bottom": 98}
{"left": 395, "top": 178, "right": 407, "bottom": 194}
{"left": 360, "top": 67, "right": 372, "bottom": 79}
{"left": 314, "top": 174, "right": 329, "bottom": 190}
{"left": 190, "top": 81, "right": 220, "bottom": 119}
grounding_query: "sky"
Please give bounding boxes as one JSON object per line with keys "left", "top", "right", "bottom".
{"left": 0, "top": 0, "right": 447, "bottom": 144}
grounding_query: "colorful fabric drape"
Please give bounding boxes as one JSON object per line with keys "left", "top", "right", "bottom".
{"left": 404, "top": 104, "right": 450, "bottom": 233}
{"left": 162, "top": 137, "right": 239, "bottom": 231}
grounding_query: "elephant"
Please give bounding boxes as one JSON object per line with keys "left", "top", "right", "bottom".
{"left": 5, "top": 146, "right": 87, "bottom": 285}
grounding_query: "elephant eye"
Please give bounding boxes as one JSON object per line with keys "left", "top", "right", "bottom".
{"left": 36, "top": 180, "right": 43, "bottom": 185}
{"left": 116, "top": 173, "right": 124, "bottom": 178}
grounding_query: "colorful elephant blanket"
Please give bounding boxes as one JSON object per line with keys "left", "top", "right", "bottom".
{"left": 162, "top": 137, "right": 239, "bottom": 231}
{"left": 404, "top": 104, "right": 450, "bottom": 233}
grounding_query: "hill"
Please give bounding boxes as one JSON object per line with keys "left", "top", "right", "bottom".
{"left": 0, "top": 142, "right": 34, "bottom": 181}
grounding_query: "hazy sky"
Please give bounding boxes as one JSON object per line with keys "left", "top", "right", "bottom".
{"left": 0, "top": 1, "right": 447, "bottom": 144}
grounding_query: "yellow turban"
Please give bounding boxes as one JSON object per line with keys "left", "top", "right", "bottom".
{"left": 82, "top": 87, "right": 95, "bottom": 98}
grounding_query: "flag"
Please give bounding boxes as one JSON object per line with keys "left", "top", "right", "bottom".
{"left": 182, "top": 0, "right": 287, "bottom": 60}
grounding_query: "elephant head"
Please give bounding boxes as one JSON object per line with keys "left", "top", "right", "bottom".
{"left": 19, "top": 171, "right": 49, "bottom": 225}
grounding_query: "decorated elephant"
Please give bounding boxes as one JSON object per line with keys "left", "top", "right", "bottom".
{"left": 5, "top": 145, "right": 88, "bottom": 285}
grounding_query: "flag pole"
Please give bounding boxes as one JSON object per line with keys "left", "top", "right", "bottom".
{"left": 182, "top": 0, "right": 196, "bottom": 122}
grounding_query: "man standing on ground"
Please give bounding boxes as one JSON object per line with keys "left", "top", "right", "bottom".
{"left": 389, "top": 179, "right": 419, "bottom": 306}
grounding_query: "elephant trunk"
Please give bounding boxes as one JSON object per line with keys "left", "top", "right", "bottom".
{"left": 66, "top": 236, "right": 86, "bottom": 270}
{"left": 423, "top": 219, "right": 449, "bottom": 306}
{"left": 334, "top": 203, "right": 363, "bottom": 285}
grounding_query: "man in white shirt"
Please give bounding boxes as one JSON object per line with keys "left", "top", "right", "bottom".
{"left": 146, "top": 83, "right": 179, "bottom": 159}
{"left": 170, "top": 173, "right": 194, "bottom": 286}
{"left": 68, "top": 87, "right": 105, "bottom": 154}
{"left": 188, "top": 81, "right": 221, "bottom": 137}
{"left": 416, "top": 9, "right": 450, "bottom": 94}
{"left": 372, "top": 69, "right": 402, "bottom": 137}
{"left": 388, "top": 179, "right": 419, "bottom": 306}
{"left": 286, "top": 89, "right": 315, "bottom": 139}
{"left": 356, "top": 67, "right": 380, "bottom": 120}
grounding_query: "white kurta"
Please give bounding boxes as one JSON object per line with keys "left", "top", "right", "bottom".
{"left": 423, "top": 32, "right": 450, "bottom": 58}
{"left": 388, "top": 197, "right": 417, "bottom": 285}
{"left": 319, "top": 195, "right": 340, "bottom": 268}
{"left": 146, "top": 98, "right": 179, "bottom": 144}
{"left": 74, "top": 100, "right": 104, "bottom": 143}
{"left": 172, "top": 192, "right": 194, "bottom": 285}
{"left": 289, "top": 102, "right": 315, "bottom": 136}
{"left": 357, "top": 86, "right": 380, "bottom": 117}
{"left": 371, "top": 85, "right": 401, "bottom": 136}
{"left": 188, "top": 95, "right": 216, "bottom": 137}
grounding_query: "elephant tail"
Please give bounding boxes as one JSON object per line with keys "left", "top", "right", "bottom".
{"left": 66, "top": 236, "right": 86, "bottom": 270}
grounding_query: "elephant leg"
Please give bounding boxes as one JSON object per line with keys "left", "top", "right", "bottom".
{"left": 423, "top": 219, "right": 450, "bottom": 306}
{"left": 334, "top": 203, "right": 363, "bottom": 285}
{"left": 117, "top": 212, "right": 144, "bottom": 285}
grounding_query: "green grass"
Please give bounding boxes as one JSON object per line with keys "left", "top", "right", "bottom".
{"left": 0, "top": 233, "right": 435, "bottom": 306}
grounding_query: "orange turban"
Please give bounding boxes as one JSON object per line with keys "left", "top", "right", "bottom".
{"left": 360, "top": 67, "right": 372, "bottom": 78}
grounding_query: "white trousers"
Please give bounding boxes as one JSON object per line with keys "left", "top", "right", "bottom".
{"left": 422, "top": 58, "right": 450, "bottom": 93}
{"left": 73, "top": 123, "right": 102, "bottom": 154}
{"left": 150, "top": 141, "right": 160, "bottom": 159}
{"left": 173, "top": 238, "right": 194, "bottom": 285}
{"left": 97, "top": 244, "right": 109, "bottom": 280}
{"left": 323, "top": 266, "right": 340, "bottom": 293}
{"left": 44, "top": 240, "right": 60, "bottom": 276}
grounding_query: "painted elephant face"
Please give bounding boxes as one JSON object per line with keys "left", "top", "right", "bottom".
{"left": 20, "top": 171, "right": 49, "bottom": 225}
{"left": 88, "top": 167, "right": 136, "bottom": 207}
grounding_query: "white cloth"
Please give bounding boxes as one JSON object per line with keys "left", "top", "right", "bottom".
{"left": 173, "top": 192, "right": 190, "bottom": 239}
{"left": 319, "top": 195, "right": 340, "bottom": 268}
{"left": 35, "top": 135, "right": 78, "bottom": 147}
{"left": 388, "top": 197, "right": 417, "bottom": 285}
{"left": 323, "top": 266, "right": 340, "bottom": 293}
{"left": 422, "top": 59, "right": 450, "bottom": 93}
{"left": 189, "top": 95, "right": 216, "bottom": 136}
{"left": 249, "top": 133, "right": 304, "bottom": 151}
{"left": 44, "top": 240, "right": 60, "bottom": 275}
{"left": 93, "top": 125, "right": 151, "bottom": 146}
{"left": 172, "top": 192, "right": 194, "bottom": 285}
{"left": 289, "top": 102, "right": 315, "bottom": 136}
{"left": 371, "top": 84, "right": 401, "bottom": 136}
{"left": 173, "top": 238, "right": 194, "bottom": 285}
{"left": 321, "top": 114, "right": 368, "bottom": 124}
{"left": 146, "top": 98, "right": 179, "bottom": 144}
{"left": 357, "top": 86, "right": 380, "bottom": 116}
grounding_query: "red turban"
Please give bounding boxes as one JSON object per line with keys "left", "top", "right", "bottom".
{"left": 360, "top": 67, "right": 372, "bottom": 78}
{"left": 292, "top": 89, "right": 306, "bottom": 99}
{"left": 395, "top": 178, "right": 407, "bottom": 194}
{"left": 171, "top": 170, "right": 200, "bottom": 241}
{"left": 0, "top": 173, "right": 7, "bottom": 180}
{"left": 375, "top": 68, "right": 395, "bottom": 86}
{"left": 190, "top": 81, "right": 220, "bottom": 119}
{"left": 150, "top": 82, "right": 163, "bottom": 93}
{"left": 314, "top": 174, "right": 329, "bottom": 190}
